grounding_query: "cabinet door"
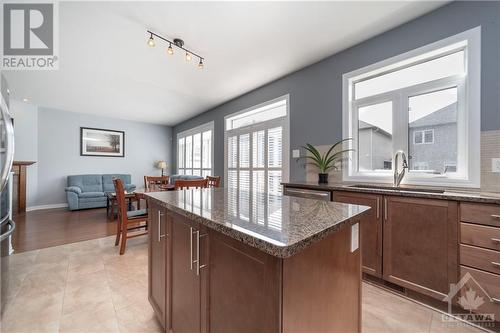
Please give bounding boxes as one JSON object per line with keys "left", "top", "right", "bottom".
{"left": 333, "top": 192, "right": 383, "bottom": 277}
{"left": 148, "top": 204, "right": 166, "bottom": 329}
{"left": 169, "top": 212, "right": 204, "bottom": 333}
{"left": 383, "top": 196, "right": 458, "bottom": 300}
{"left": 208, "top": 231, "right": 280, "bottom": 333}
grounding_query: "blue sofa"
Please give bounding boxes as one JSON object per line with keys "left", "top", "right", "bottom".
{"left": 65, "top": 174, "right": 136, "bottom": 211}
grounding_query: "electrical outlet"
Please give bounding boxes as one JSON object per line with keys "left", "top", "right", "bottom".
{"left": 492, "top": 158, "right": 500, "bottom": 173}
{"left": 292, "top": 149, "right": 300, "bottom": 158}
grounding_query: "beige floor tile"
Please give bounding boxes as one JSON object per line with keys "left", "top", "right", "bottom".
{"left": 115, "top": 303, "right": 163, "bottom": 333}
{"left": 362, "top": 283, "right": 433, "bottom": 333}
{"left": 3, "top": 290, "right": 64, "bottom": 327}
{"left": 1, "top": 318, "right": 59, "bottom": 333}
{"left": 59, "top": 300, "right": 119, "bottom": 333}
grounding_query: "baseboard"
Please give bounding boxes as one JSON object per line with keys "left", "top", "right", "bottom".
{"left": 26, "top": 203, "right": 68, "bottom": 211}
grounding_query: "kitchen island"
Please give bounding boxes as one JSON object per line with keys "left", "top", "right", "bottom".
{"left": 146, "top": 188, "right": 370, "bottom": 333}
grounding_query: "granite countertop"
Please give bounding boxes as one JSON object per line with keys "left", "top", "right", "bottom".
{"left": 145, "top": 188, "right": 370, "bottom": 258}
{"left": 283, "top": 182, "right": 500, "bottom": 205}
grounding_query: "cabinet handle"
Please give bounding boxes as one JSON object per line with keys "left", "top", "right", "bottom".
{"left": 491, "top": 261, "right": 500, "bottom": 268}
{"left": 194, "top": 231, "right": 208, "bottom": 276}
{"left": 190, "top": 227, "right": 193, "bottom": 271}
{"left": 384, "top": 198, "right": 388, "bottom": 221}
{"left": 492, "top": 297, "right": 500, "bottom": 304}
{"left": 491, "top": 238, "right": 500, "bottom": 243}
{"left": 157, "top": 211, "right": 166, "bottom": 242}
{"left": 492, "top": 214, "right": 500, "bottom": 219}
{"left": 376, "top": 198, "right": 380, "bottom": 219}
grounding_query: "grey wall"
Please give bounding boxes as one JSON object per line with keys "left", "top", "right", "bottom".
{"left": 172, "top": 1, "right": 500, "bottom": 183}
{"left": 11, "top": 102, "right": 173, "bottom": 207}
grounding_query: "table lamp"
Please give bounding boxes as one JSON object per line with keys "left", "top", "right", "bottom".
{"left": 156, "top": 160, "right": 167, "bottom": 176}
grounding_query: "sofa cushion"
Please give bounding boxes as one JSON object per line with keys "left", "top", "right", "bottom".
{"left": 68, "top": 174, "right": 103, "bottom": 193}
{"left": 127, "top": 209, "right": 148, "bottom": 218}
{"left": 102, "top": 174, "right": 132, "bottom": 193}
{"left": 169, "top": 174, "right": 204, "bottom": 185}
{"left": 78, "top": 191, "right": 105, "bottom": 198}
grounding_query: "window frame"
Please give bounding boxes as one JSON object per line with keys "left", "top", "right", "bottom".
{"left": 177, "top": 121, "right": 214, "bottom": 177}
{"left": 224, "top": 95, "right": 290, "bottom": 194}
{"left": 342, "top": 27, "right": 481, "bottom": 188}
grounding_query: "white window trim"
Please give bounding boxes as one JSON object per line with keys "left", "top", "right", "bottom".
{"left": 342, "top": 27, "right": 481, "bottom": 188}
{"left": 224, "top": 94, "right": 290, "bottom": 189}
{"left": 177, "top": 121, "right": 214, "bottom": 176}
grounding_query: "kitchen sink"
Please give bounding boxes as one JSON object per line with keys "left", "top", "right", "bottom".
{"left": 347, "top": 184, "right": 445, "bottom": 194}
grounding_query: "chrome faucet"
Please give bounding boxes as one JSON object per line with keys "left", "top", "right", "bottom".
{"left": 393, "top": 150, "right": 408, "bottom": 187}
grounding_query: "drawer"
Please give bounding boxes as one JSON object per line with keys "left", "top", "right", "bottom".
{"left": 460, "top": 223, "right": 500, "bottom": 251}
{"left": 460, "top": 266, "right": 500, "bottom": 318}
{"left": 460, "top": 244, "right": 500, "bottom": 275}
{"left": 460, "top": 203, "right": 500, "bottom": 227}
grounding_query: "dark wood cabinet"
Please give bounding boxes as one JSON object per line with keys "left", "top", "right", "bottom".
{"left": 383, "top": 196, "right": 458, "bottom": 300}
{"left": 333, "top": 191, "right": 383, "bottom": 277}
{"left": 169, "top": 212, "right": 208, "bottom": 333}
{"left": 150, "top": 199, "right": 362, "bottom": 333}
{"left": 208, "top": 231, "right": 281, "bottom": 333}
{"left": 148, "top": 204, "right": 167, "bottom": 328}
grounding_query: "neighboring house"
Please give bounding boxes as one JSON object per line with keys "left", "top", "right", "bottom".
{"left": 358, "top": 120, "right": 393, "bottom": 171}
{"left": 409, "top": 102, "right": 457, "bottom": 174}
{"left": 359, "top": 102, "right": 457, "bottom": 174}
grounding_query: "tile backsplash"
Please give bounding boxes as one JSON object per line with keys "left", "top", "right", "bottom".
{"left": 303, "top": 130, "right": 500, "bottom": 193}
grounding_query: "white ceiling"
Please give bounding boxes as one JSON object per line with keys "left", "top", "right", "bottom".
{"left": 4, "top": 1, "right": 447, "bottom": 126}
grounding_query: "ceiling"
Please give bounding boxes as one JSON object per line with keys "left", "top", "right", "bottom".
{"left": 4, "top": 1, "right": 447, "bottom": 126}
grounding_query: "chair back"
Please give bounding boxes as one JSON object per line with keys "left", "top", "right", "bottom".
{"left": 112, "top": 178, "right": 128, "bottom": 222}
{"left": 206, "top": 176, "right": 221, "bottom": 188}
{"left": 174, "top": 178, "right": 209, "bottom": 190}
{"left": 144, "top": 176, "right": 170, "bottom": 189}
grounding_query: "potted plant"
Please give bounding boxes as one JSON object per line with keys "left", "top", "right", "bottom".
{"left": 301, "top": 139, "right": 353, "bottom": 184}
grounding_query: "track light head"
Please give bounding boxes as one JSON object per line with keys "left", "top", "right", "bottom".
{"left": 147, "top": 34, "right": 155, "bottom": 47}
{"left": 198, "top": 59, "right": 204, "bottom": 69}
{"left": 167, "top": 43, "right": 174, "bottom": 55}
{"left": 185, "top": 52, "right": 192, "bottom": 62}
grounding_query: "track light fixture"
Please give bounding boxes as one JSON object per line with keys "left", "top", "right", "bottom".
{"left": 146, "top": 30, "right": 204, "bottom": 69}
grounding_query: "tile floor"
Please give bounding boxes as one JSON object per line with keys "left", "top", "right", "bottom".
{"left": 0, "top": 236, "right": 488, "bottom": 333}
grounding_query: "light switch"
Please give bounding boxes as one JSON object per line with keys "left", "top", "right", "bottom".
{"left": 492, "top": 158, "right": 500, "bottom": 173}
{"left": 350, "top": 223, "right": 359, "bottom": 253}
{"left": 292, "top": 149, "right": 300, "bottom": 158}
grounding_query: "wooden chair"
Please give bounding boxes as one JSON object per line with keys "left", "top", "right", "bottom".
{"left": 174, "top": 178, "right": 209, "bottom": 190}
{"left": 144, "top": 175, "right": 170, "bottom": 189}
{"left": 206, "top": 176, "right": 221, "bottom": 188}
{"left": 113, "top": 178, "right": 148, "bottom": 255}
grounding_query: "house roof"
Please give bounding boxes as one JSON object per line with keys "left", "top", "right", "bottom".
{"left": 359, "top": 120, "right": 392, "bottom": 137}
{"left": 410, "top": 102, "right": 457, "bottom": 128}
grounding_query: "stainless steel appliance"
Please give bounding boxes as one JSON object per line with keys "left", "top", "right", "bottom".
{"left": 0, "top": 74, "right": 16, "bottom": 321}
{"left": 283, "top": 186, "right": 332, "bottom": 201}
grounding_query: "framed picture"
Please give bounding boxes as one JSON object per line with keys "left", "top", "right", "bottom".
{"left": 80, "top": 127, "right": 125, "bottom": 157}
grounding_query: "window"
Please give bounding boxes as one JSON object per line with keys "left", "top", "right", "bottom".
{"left": 225, "top": 96, "right": 289, "bottom": 221}
{"left": 343, "top": 27, "right": 480, "bottom": 187}
{"left": 414, "top": 129, "right": 434, "bottom": 145}
{"left": 177, "top": 122, "right": 214, "bottom": 177}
